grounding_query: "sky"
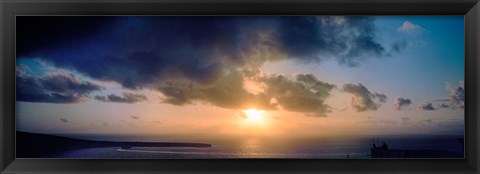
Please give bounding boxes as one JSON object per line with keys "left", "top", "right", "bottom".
{"left": 15, "top": 16, "right": 464, "bottom": 139}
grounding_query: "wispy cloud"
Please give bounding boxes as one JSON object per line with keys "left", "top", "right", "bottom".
{"left": 18, "top": 16, "right": 391, "bottom": 90}
{"left": 397, "top": 21, "right": 426, "bottom": 35}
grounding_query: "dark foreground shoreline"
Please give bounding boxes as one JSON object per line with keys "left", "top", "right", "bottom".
{"left": 16, "top": 131, "right": 212, "bottom": 158}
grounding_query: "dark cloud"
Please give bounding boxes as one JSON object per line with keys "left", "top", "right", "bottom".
{"left": 16, "top": 71, "right": 102, "bottom": 103}
{"left": 130, "top": 115, "right": 140, "bottom": 120}
{"left": 158, "top": 70, "right": 275, "bottom": 110}
{"left": 419, "top": 102, "right": 436, "bottom": 111}
{"left": 16, "top": 16, "right": 114, "bottom": 56}
{"left": 19, "top": 17, "right": 241, "bottom": 90}
{"left": 60, "top": 118, "right": 69, "bottom": 123}
{"left": 17, "top": 16, "right": 393, "bottom": 114}
{"left": 94, "top": 96, "right": 107, "bottom": 102}
{"left": 393, "top": 97, "right": 412, "bottom": 110}
{"left": 341, "top": 83, "right": 387, "bottom": 112}
{"left": 374, "top": 92, "right": 387, "bottom": 103}
{"left": 157, "top": 72, "right": 335, "bottom": 116}
{"left": 261, "top": 74, "right": 336, "bottom": 116}
{"left": 296, "top": 74, "right": 337, "bottom": 98}
{"left": 158, "top": 82, "right": 203, "bottom": 105}
{"left": 273, "top": 16, "right": 386, "bottom": 67}
{"left": 18, "top": 16, "right": 388, "bottom": 90}
{"left": 95, "top": 93, "right": 147, "bottom": 103}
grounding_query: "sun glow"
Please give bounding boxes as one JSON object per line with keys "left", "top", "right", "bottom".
{"left": 243, "top": 109, "right": 264, "bottom": 124}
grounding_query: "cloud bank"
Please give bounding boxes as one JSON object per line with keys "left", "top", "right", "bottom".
{"left": 16, "top": 71, "right": 102, "bottom": 103}
{"left": 16, "top": 16, "right": 401, "bottom": 116}
{"left": 18, "top": 16, "right": 388, "bottom": 87}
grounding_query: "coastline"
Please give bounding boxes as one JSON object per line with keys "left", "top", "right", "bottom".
{"left": 16, "top": 131, "right": 212, "bottom": 158}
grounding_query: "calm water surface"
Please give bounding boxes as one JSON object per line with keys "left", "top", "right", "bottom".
{"left": 51, "top": 134, "right": 463, "bottom": 158}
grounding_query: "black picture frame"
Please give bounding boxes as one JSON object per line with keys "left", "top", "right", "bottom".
{"left": 1, "top": 0, "right": 479, "bottom": 173}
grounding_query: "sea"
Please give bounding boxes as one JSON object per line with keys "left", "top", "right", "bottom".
{"left": 50, "top": 134, "right": 464, "bottom": 159}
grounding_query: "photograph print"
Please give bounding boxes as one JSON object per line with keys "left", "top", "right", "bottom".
{"left": 15, "top": 16, "right": 464, "bottom": 158}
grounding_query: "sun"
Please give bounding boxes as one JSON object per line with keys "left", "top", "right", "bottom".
{"left": 243, "top": 109, "right": 264, "bottom": 124}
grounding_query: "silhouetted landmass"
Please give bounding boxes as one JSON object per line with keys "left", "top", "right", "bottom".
{"left": 370, "top": 141, "right": 463, "bottom": 158}
{"left": 16, "top": 131, "right": 212, "bottom": 158}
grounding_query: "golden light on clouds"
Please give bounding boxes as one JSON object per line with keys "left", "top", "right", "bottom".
{"left": 20, "top": 16, "right": 471, "bottom": 139}
{"left": 242, "top": 77, "right": 266, "bottom": 95}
